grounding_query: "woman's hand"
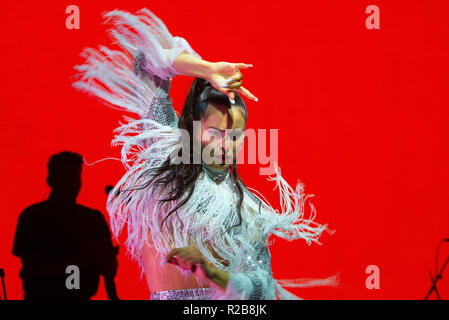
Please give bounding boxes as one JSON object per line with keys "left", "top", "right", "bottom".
{"left": 171, "top": 51, "right": 257, "bottom": 103}
{"left": 166, "top": 246, "right": 216, "bottom": 281}
{"left": 166, "top": 246, "right": 230, "bottom": 290}
{"left": 206, "top": 62, "right": 258, "bottom": 102}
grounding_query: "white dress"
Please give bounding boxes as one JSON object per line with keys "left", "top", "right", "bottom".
{"left": 73, "top": 8, "right": 337, "bottom": 300}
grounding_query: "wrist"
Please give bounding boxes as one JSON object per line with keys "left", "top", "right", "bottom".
{"left": 172, "top": 52, "right": 215, "bottom": 80}
{"left": 199, "top": 60, "right": 215, "bottom": 81}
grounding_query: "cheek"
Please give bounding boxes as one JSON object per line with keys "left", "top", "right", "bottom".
{"left": 197, "top": 126, "right": 209, "bottom": 145}
{"left": 200, "top": 131, "right": 212, "bottom": 145}
{"left": 200, "top": 131, "right": 222, "bottom": 148}
{"left": 199, "top": 130, "right": 208, "bottom": 145}
{"left": 229, "top": 136, "right": 245, "bottom": 153}
{"left": 235, "top": 135, "right": 245, "bottom": 147}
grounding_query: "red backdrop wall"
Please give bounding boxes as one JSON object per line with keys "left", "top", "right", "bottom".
{"left": 1, "top": 0, "right": 448, "bottom": 300}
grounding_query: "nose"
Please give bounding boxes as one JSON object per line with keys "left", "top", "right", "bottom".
{"left": 221, "top": 136, "right": 232, "bottom": 153}
{"left": 224, "top": 134, "right": 237, "bottom": 148}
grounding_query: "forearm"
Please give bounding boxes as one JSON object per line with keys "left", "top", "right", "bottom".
{"left": 202, "top": 262, "right": 229, "bottom": 290}
{"left": 165, "top": 49, "right": 213, "bottom": 79}
{"left": 210, "top": 268, "right": 230, "bottom": 290}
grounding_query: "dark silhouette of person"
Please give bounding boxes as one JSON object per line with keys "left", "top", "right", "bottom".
{"left": 12, "top": 151, "right": 119, "bottom": 300}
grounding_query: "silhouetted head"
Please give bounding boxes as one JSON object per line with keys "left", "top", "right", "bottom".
{"left": 46, "top": 151, "right": 83, "bottom": 202}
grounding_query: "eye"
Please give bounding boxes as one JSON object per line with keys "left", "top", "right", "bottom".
{"left": 227, "top": 129, "right": 244, "bottom": 139}
{"left": 206, "top": 129, "right": 222, "bottom": 139}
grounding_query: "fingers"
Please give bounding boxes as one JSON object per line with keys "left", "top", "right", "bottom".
{"left": 221, "top": 85, "right": 257, "bottom": 102}
{"left": 166, "top": 247, "right": 202, "bottom": 265}
{"left": 236, "top": 86, "right": 258, "bottom": 102}
{"left": 234, "top": 63, "right": 253, "bottom": 69}
{"left": 221, "top": 72, "right": 240, "bottom": 101}
{"left": 225, "top": 69, "right": 243, "bottom": 84}
{"left": 166, "top": 248, "right": 180, "bottom": 262}
{"left": 166, "top": 247, "right": 188, "bottom": 264}
{"left": 217, "top": 86, "right": 235, "bottom": 101}
{"left": 227, "top": 81, "right": 242, "bottom": 89}
{"left": 166, "top": 247, "right": 211, "bottom": 278}
{"left": 183, "top": 255, "right": 200, "bottom": 265}
{"left": 216, "top": 62, "right": 257, "bottom": 102}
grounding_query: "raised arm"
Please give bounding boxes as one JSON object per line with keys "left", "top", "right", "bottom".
{"left": 171, "top": 52, "right": 257, "bottom": 102}
{"left": 73, "top": 8, "right": 258, "bottom": 129}
{"left": 135, "top": 48, "right": 215, "bottom": 129}
{"left": 73, "top": 9, "right": 203, "bottom": 127}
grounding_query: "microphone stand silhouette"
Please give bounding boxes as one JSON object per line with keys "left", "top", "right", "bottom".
{"left": 424, "top": 239, "right": 449, "bottom": 300}
{"left": 0, "top": 268, "right": 6, "bottom": 300}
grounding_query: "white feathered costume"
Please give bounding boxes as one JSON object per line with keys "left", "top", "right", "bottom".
{"left": 73, "top": 8, "right": 337, "bottom": 300}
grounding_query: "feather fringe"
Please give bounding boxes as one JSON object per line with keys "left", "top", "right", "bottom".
{"left": 72, "top": 7, "right": 338, "bottom": 297}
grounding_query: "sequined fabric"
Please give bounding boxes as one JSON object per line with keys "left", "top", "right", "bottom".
{"left": 143, "top": 88, "right": 178, "bottom": 128}
{"left": 151, "top": 287, "right": 218, "bottom": 300}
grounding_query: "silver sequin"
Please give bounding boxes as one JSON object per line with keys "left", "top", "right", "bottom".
{"left": 151, "top": 287, "right": 217, "bottom": 300}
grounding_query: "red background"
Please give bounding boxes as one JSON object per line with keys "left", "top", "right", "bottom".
{"left": 1, "top": 0, "right": 448, "bottom": 300}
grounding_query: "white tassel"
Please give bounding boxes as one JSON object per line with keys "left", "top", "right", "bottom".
{"left": 276, "top": 273, "right": 340, "bottom": 288}
{"left": 244, "top": 163, "right": 335, "bottom": 245}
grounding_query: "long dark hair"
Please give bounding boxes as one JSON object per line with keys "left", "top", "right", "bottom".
{"left": 129, "top": 77, "right": 248, "bottom": 234}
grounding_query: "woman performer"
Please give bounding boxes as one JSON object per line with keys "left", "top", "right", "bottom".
{"left": 73, "top": 8, "right": 337, "bottom": 300}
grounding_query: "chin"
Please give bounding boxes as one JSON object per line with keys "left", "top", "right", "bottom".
{"left": 212, "top": 162, "right": 229, "bottom": 169}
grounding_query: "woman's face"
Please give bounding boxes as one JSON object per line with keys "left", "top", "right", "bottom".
{"left": 197, "top": 102, "right": 246, "bottom": 170}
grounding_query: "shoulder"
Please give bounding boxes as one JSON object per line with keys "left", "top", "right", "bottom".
{"left": 75, "top": 205, "right": 109, "bottom": 227}
{"left": 17, "top": 201, "right": 49, "bottom": 221}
